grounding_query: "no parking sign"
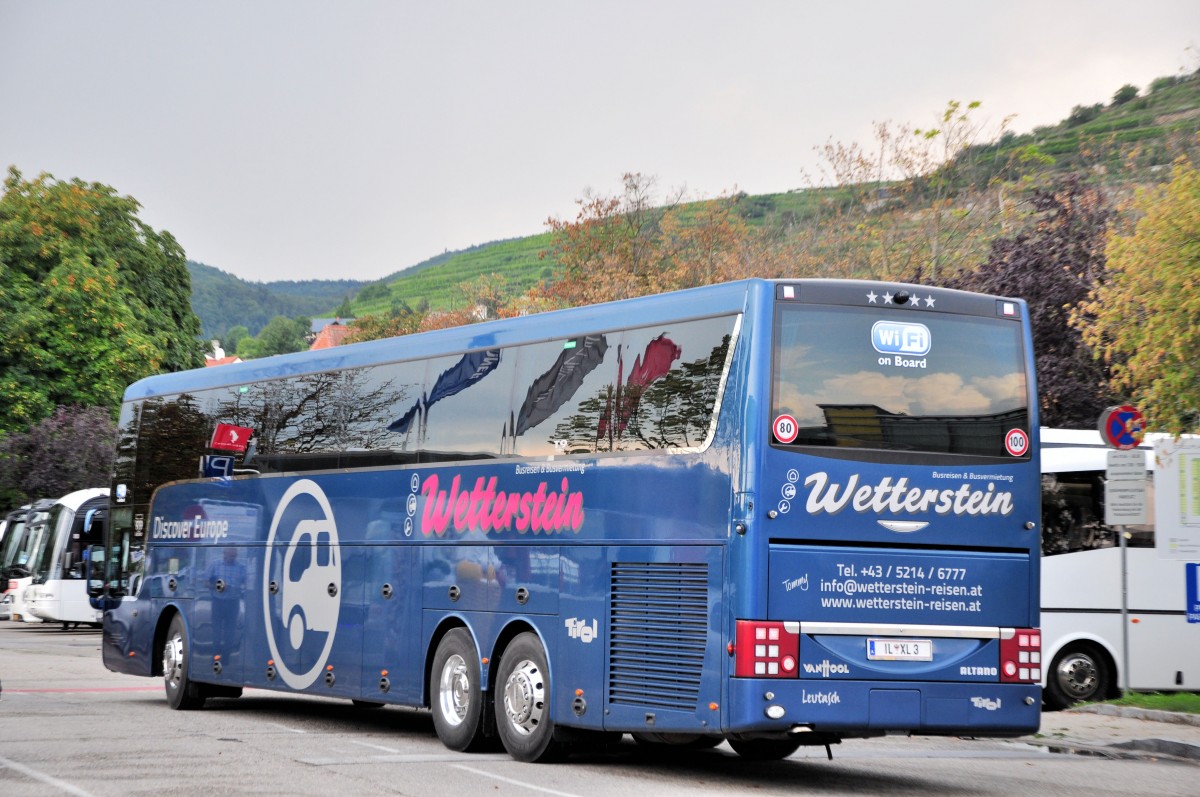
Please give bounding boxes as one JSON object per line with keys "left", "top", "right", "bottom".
{"left": 1098, "top": 405, "right": 1145, "bottom": 450}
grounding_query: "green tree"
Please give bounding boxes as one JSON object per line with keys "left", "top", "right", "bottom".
{"left": 345, "top": 306, "right": 423, "bottom": 343}
{"left": 537, "top": 173, "right": 766, "bottom": 308}
{"left": 249, "top": 315, "right": 311, "bottom": 357}
{"left": 356, "top": 283, "right": 392, "bottom": 303}
{"left": 0, "top": 406, "right": 115, "bottom": 506}
{"left": 0, "top": 168, "right": 205, "bottom": 434}
{"left": 1066, "top": 103, "right": 1104, "bottom": 127}
{"left": 950, "top": 177, "right": 1116, "bottom": 427}
{"left": 222, "top": 325, "right": 249, "bottom": 355}
{"left": 1112, "top": 84, "right": 1139, "bottom": 106}
{"left": 801, "top": 101, "right": 1017, "bottom": 283}
{"left": 1078, "top": 155, "right": 1200, "bottom": 432}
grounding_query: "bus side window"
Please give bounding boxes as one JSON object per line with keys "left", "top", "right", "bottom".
{"left": 1042, "top": 470, "right": 1109, "bottom": 555}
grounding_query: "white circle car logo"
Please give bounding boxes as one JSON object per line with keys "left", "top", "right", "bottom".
{"left": 262, "top": 479, "right": 342, "bottom": 689}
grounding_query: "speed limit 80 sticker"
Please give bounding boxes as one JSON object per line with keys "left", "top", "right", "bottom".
{"left": 773, "top": 414, "right": 799, "bottom": 444}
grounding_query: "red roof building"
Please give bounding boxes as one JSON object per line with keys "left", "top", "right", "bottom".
{"left": 310, "top": 321, "right": 352, "bottom": 350}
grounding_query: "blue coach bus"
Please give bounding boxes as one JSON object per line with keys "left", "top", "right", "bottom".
{"left": 94, "top": 278, "right": 1042, "bottom": 761}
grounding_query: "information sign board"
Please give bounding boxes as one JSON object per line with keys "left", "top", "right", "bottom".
{"left": 1105, "top": 449, "right": 1146, "bottom": 525}
{"left": 1154, "top": 438, "right": 1200, "bottom": 561}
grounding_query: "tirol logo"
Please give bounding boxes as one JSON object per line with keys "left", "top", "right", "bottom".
{"left": 871, "top": 320, "right": 931, "bottom": 356}
{"left": 262, "top": 479, "right": 342, "bottom": 689}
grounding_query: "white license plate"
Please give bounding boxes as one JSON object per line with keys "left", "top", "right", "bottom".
{"left": 867, "top": 638, "right": 933, "bottom": 661}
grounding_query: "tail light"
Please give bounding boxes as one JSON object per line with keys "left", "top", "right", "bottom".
{"left": 999, "top": 628, "right": 1041, "bottom": 683}
{"left": 733, "top": 620, "right": 799, "bottom": 677}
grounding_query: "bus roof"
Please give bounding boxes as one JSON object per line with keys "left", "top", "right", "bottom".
{"left": 48, "top": 488, "right": 109, "bottom": 513}
{"left": 1039, "top": 427, "right": 1176, "bottom": 473}
{"left": 124, "top": 276, "right": 1026, "bottom": 402}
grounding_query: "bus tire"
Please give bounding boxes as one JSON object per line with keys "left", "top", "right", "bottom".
{"left": 163, "top": 614, "right": 206, "bottom": 710}
{"left": 1045, "top": 643, "right": 1111, "bottom": 710}
{"left": 430, "top": 628, "right": 488, "bottom": 752}
{"left": 495, "top": 632, "right": 562, "bottom": 763}
{"left": 727, "top": 735, "right": 803, "bottom": 760}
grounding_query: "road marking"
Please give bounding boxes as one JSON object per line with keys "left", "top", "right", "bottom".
{"left": 347, "top": 740, "right": 401, "bottom": 753}
{"left": 453, "top": 764, "right": 585, "bottom": 797}
{"left": 267, "top": 723, "right": 307, "bottom": 734}
{"left": 0, "top": 755, "right": 98, "bottom": 797}
{"left": 3, "top": 686, "right": 161, "bottom": 694}
{"left": 299, "top": 753, "right": 509, "bottom": 765}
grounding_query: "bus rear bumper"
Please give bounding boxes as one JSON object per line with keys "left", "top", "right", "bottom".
{"left": 727, "top": 679, "right": 1040, "bottom": 737}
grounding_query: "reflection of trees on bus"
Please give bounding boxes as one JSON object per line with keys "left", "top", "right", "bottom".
{"left": 216, "top": 369, "right": 411, "bottom": 461}
{"left": 127, "top": 395, "right": 211, "bottom": 494}
{"left": 551, "top": 336, "right": 731, "bottom": 453}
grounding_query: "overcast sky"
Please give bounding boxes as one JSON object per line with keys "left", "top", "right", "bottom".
{"left": 2, "top": 2, "right": 1197, "bottom": 284}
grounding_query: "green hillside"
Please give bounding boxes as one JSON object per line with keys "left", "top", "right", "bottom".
{"left": 965, "top": 73, "right": 1200, "bottom": 186}
{"left": 354, "top": 233, "right": 557, "bottom": 317}
{"left": 350, "top": 74, "right": 1200, "bottom": 316}
{"left": 189, "top": 70, "right": 1200, "bottom": 336}
{"left": 188, "top": 262, "right": 365, "bottom": 340}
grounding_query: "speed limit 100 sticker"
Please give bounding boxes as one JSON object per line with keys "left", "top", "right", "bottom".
{"left": 773, "top": 414, "right": 799, "bottom": 444}
{"left": 1004, "top": 428, "right": 1029, "bottom": 457}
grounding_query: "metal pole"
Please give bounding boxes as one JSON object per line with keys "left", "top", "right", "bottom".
{"left": 1119, "top": 524, "right": 1130, "bottom": 694}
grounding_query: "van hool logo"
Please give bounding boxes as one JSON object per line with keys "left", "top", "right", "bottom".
{"left": 262, "top": 479, "right": 341, "bottom": 689}
{"left": 802, "top": 659, "right": 851, "bottom": 677}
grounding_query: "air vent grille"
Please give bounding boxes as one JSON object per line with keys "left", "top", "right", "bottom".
{"left": 608, "top": 561, "right": 709, "bottom": 709}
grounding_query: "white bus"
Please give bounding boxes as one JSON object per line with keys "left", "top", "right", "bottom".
{"left": 1040, "top": 427, "right": 1200, "bottom": 708}
{"left": 25, "top": 488, "right": 108, "bottom": 628}
{"left": 0, "top": 506, "right": 31, "bottom": 621}
{"left": 2, "top": 498, "right": 57, "bottom": 623}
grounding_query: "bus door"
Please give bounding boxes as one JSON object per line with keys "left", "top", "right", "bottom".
{"left": 258, "top": 481, "right": 364, "bottom": 699}
{"left": 60, "top": 496, "right": 108, "bottom": 621}
{"left": 355, "top": 495, "right": 420, "bottom": 704}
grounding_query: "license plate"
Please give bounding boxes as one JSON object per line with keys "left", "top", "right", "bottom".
{"left": 867, "top": 638, "right": 933, "bottom": 661}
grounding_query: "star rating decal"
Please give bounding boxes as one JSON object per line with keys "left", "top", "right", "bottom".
{"left": 865, "top": 291, "right": 937, "bottom": 308}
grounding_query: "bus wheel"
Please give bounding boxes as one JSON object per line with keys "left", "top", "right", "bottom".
{"left": 162, "top": 614, "right": 206, "bottom": 710}
{"left": 495, "top": 632, "right": 562, "bottom": 763}
{"left": 1045, "top": 644, "right": 1110, "bottom": 709}
{"left": 727, "top": 735, "right": 803, "bottom": 760}
{"left": 430, "top": 628, "right": 488, "bottom": 751}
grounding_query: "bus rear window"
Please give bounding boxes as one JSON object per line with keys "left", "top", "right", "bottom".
{"left": 772, "top": 304, "right": 1029, "bottom": 457}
